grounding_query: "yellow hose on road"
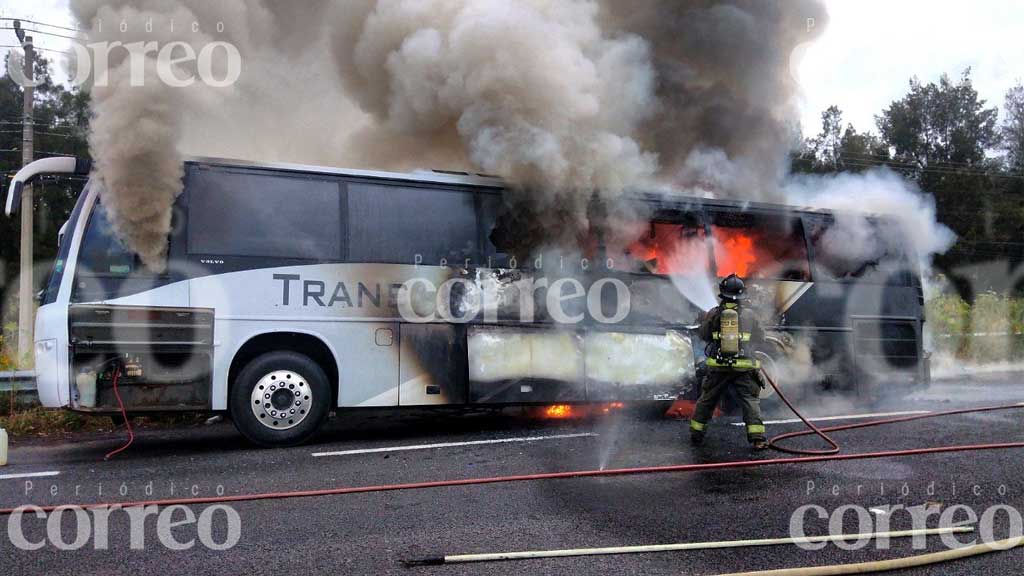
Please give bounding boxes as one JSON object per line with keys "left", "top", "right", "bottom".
{"left": 718, "top": 535, "right": 1024, "bottom": 576}
{"left": 401, "top": 527, "right": 971, "bottom": 566}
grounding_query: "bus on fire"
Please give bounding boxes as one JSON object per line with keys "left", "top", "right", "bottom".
{"left": 6, "top": 156, "right": 928, "bottom": 446}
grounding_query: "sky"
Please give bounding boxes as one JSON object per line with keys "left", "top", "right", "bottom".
{"left": 795, "top": 0, "right": 1022, "bottom": 136}
{"left": 0, "top": 0, "right": 1021, "bottom": 139}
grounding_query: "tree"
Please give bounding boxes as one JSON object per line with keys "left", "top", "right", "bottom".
{"left": 875, "top": 70, "right": 1006, "bottom": 277}
{"left": 1001, "top": 83, "right": 1024, "bottom": 173}
{"left": 794, "top": 106, "right": 889, "bottom": 174}
{"left": 877, "top": 70, "right": 999, "bottom": 174}
{"left": 0, "top": 53, "right": 91, "bottom": 336}
{"left": 813, "top": 105, "right": 844, "bottom": 169}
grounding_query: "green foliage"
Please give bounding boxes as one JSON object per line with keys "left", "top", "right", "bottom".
{"left": 0, "top": 401, "right": 208, "bottom": 437}
{"left": 1001, "top": 83, "right": 1024, "bottom": 173}
{"left": 0, "top": 54, "right": 91, "bottom": 332}
{"left": 794, "top": 106, "right": 890, "bottom": 174}
{"left": 927, "top": 293, "right": 1024, "bottom": 363}
{"left": 804, "top": 70, "right": 1024, "bottom": 283}
{"left": 877, "top": 71, "right": 999, "bottom": 169}
{"left": 0, "top": 406, "right": 113, "bottom": 437}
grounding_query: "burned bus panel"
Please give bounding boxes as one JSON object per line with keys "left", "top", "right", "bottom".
{"left": 399, "top": 323, "right": 468, "bottom": 405}
{"left": 467, "top": 325, "right": 695, "bottom": 404}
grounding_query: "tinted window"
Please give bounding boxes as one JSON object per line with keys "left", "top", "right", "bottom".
{"left": 188, "top": 170, "right": 342, "bottom": 260}
{"left": 710, "top": 211, "right": 810, "bottom": 281}
{"left": 348, "top": 183, "right": 478, "bottom": 265}
{"left": 479, "top": 193, "right": 511, "bottom": 267}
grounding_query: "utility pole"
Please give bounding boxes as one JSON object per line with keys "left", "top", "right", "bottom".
{"left": 14, "top": 20, "right": 35, "bottom": 364}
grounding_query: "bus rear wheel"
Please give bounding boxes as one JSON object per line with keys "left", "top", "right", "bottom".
{"left": 229, "top": 351, "right": 331, "bottom": 447}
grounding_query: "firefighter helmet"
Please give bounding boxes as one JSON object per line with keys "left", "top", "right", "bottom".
{"left": 719, "top": 274, "right": 746, "bottom": 302}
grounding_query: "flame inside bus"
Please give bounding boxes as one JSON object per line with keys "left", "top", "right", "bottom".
{"left": 712, "top": 228, "right": 758, "bottom": 277}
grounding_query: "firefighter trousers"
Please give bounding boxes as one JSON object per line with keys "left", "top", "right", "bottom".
{"left": 689, "top": 370, "right": 766, "bottom": 443}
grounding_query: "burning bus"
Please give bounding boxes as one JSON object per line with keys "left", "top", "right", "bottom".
{"left": 7, "top": 156, "right": 928, "bottom": 446}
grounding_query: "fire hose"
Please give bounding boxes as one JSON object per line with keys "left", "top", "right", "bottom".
{"left": 2, "top": 380, "right": 1024, "bottom": 518}
{"left": 759, "top": 368, "right": 1023, "bottom": 455}
{"left": 3, "top": 374, "right": 1024, "bottom": 573}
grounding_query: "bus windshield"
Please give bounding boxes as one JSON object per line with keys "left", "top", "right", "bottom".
{"left": 77, "top": 199, "right": 139, "bottom": 277}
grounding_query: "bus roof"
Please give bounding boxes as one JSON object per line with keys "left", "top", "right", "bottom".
{"left": 187, "top": 156, "right": 507, "bottom": 190}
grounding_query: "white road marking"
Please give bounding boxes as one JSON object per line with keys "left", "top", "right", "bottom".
{"left": 0, "top": 470, "right": 60, "bottom": 481}
{"left": 312, "top": 432, "right": 598, "bottom": 458}
{"left": 731, "top": 410, "right": 931, "bottom": 426}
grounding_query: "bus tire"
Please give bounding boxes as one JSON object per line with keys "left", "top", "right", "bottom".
{"left": 229, "top": 351, "right": 331, "bottom": 447}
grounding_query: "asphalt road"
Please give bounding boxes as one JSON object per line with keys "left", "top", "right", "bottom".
{"left": 1, "top": 372, "right": 1023, "bottom": 575}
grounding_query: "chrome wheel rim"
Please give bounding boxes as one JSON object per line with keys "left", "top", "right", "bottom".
{"left": 250, "top": 370, "right": 312, "bottom": 431}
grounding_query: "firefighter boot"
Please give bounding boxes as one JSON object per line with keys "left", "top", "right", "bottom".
{"left": 689, "top": 420, "right": 706, "bottom": 445}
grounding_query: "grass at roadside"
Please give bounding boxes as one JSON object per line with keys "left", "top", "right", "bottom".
{"left": 927, "top": 293, "right": 1024, "bottom": 364}
{"left": 0, "top": 406, "right": 115, "bottom": 437}
{"left": 0, "top": 401, "right": 211, "bottom": 438}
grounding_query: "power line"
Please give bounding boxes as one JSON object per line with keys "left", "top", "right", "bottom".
{"left": 0, "top": 148, "right": 78, "bottom": 156}
{"left": 837, "top": 151, "right": 1019, "bottom": 176}
{"left": 823, "top": 148, "right": 1008, "bottom": 172}
{"left": 0, "top": 43, "right": 71, "bottom": 55}
{"left": 791, "top": 155, "right": 1024, "bottom": 180}
{"left": 0, "top": 130, "right": 81, "bottom": 138}
{"left": 0, "top": 119, "right": 81, "bottom": 126}
{"left": 810, "top": 153, "right": 1013, "bottom": 176}
{"left": 0, "top": 17, "right": 81, "bottom": 33}
{"left": 0, "top": 26, "right": 81, "bottom": 41}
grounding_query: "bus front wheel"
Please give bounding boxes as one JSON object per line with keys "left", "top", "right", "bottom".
{"left": 229, "top": 351, "right": 331, "bottom": 447}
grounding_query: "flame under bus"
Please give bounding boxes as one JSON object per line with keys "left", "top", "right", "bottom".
{"left": 9, "top": 157, "right": 928, "bottom": 446}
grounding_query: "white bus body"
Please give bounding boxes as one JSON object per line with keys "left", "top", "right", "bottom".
{"left": 17, "top": 157, "right": 699, "bottom": 445}
{"left": 11, "top": 157, "right": 927, "bottom": 446}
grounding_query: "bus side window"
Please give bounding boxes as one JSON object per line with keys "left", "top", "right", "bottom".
{"left": 188, "top": 169, "right": 342, "bottom": 262}
{"left": 479, "top": 193, "right": 511, "bottom": 268}
{"left": 710, "top": 211, "right": 811, "bottom": 281}
{"left": 347, "top": 183, "right": 479, "bottom": 267}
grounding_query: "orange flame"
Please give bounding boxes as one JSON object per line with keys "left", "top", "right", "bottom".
{"left": 545, "top": 404, "right": 573, "bottom": 418}
{"left": 540, "top": 403, "right": 624, "bottom": 419}
{"left": 712, "top": 227, "right": 757, "bottom": 277}
{"left": 626, "top": 223, "right": 708, "bottom": 275}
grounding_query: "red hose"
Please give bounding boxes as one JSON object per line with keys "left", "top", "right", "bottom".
{"left": 761, "top": 368, "right": 841, "bottom": 455}
{"left": 103, "top": 368, "right": 133, "bottom": 461}
{"left": 761, "top": 369, "right": 1022, "bottom": 455}
{"left": 3, "top": 437, "right": 1023, "bottom": 516}
{"left": 1, "top": 374, "right": 1020, "bottom": 515}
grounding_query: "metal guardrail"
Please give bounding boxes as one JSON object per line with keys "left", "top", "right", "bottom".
{"left": 0, "top": 370, "right": 36, "bottom": 392}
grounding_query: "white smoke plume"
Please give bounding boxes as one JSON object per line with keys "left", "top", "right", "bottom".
{"left": 785, "top": 168, "right": 956, "bottom": 273}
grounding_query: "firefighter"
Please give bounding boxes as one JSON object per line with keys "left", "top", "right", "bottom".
{"left": 690, "top": 274, "right": 768, "bottom": 450}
